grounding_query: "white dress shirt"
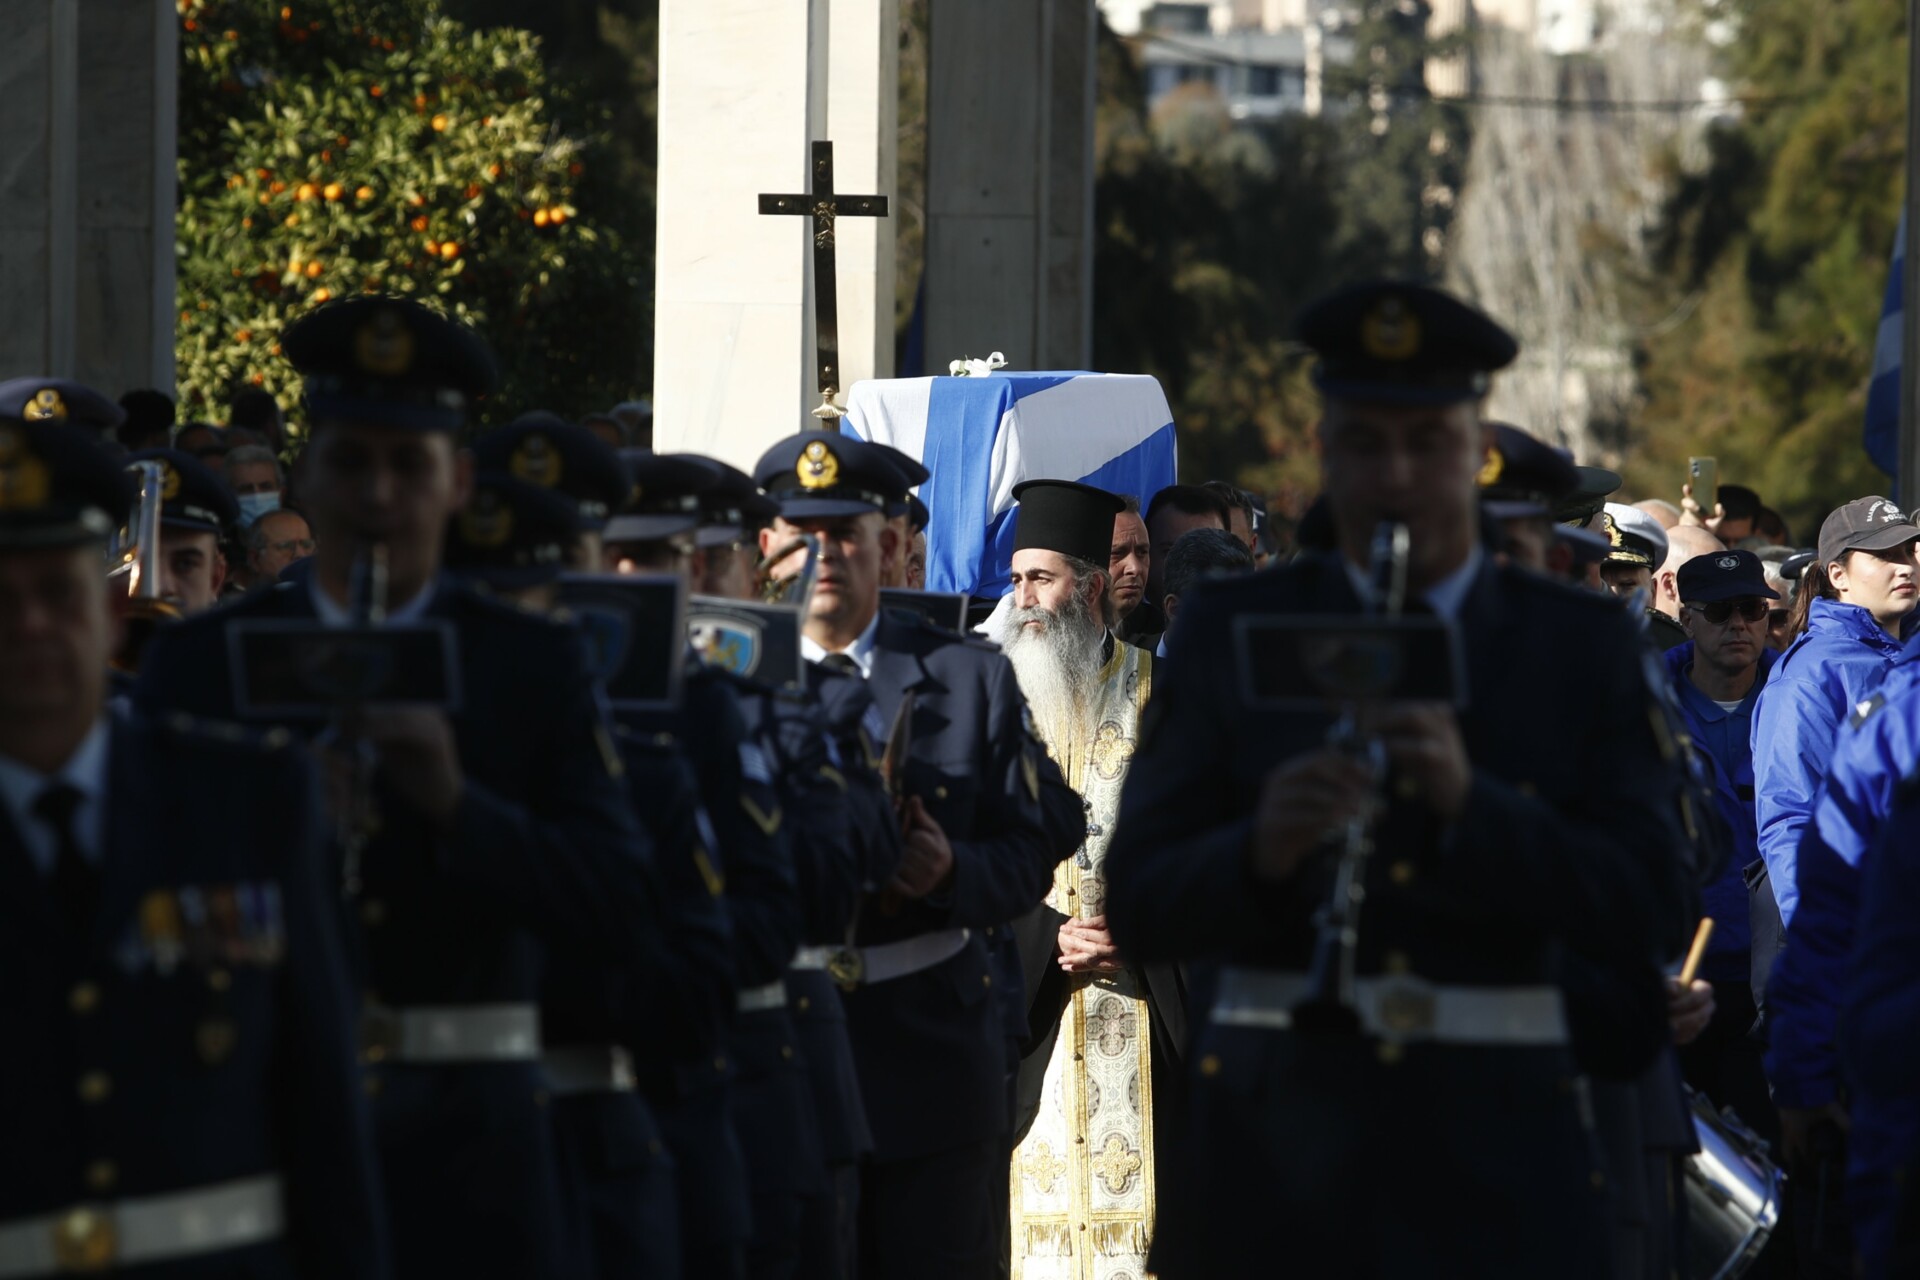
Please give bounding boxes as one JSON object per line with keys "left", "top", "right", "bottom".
{"left": 310, "top": 575, "right": 438, "bottom": 628}
{"left": 801, "top": 609, "right": 882, "bottom": 678}
{"left": 0, "top": 717, "right": 111, "bottom": 875}
{"left": 1342, "top": 545, "right": 1483, "bottom": 623}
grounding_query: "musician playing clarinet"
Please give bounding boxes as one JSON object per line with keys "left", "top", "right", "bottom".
{"left": 1105, "top": 280, "right": 1695, "bottom": 1280}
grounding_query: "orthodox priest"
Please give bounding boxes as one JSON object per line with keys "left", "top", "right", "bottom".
{"left": 1004, "top": 479, "right": 1187, "bottom": 1280}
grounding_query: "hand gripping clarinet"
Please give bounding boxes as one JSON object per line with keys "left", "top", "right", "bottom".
{"left": 1291, "top": 521, "right": 1409, "bottom": 1034}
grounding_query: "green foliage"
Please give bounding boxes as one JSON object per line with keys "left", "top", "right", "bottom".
{"left": 174, "top": 0, "right": 648, "bottom": 432}
{"left": 1089, "top": 15, "right": 1457, "bottom": 517}
{"left": 1627, "top": 0, "right": 1906, "bottom": 535}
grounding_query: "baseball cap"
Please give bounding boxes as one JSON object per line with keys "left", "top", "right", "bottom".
{"left": 1677, "top": 548, "right": 1780, "bottom": 604}
{"left": 1817, "top": 497, "right": 1920, "bottom": 568}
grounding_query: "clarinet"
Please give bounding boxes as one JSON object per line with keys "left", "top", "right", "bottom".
{"left": 331, "top": 544, "right": 389, "bottom": 899}
{"left": 1292, "top": 521, "right": 1409, "bottom": 1033}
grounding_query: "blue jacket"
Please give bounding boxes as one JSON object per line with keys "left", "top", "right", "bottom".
{"left": 1750, "top": 598, "right": 1902, "bottom": 925}
{"left": 1765, "top": 641, "right": 1920, "bottom": 1111}
{"left": 1839, "top": 772, "right": 1920, "bottom": 1277}
{"left": 1664, "top": 641, "right": 1775, "bottom": 980}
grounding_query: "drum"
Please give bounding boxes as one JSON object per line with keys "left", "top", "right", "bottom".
{"left": 1684, "top": 1086, "right": 1784, "bottom": 1280}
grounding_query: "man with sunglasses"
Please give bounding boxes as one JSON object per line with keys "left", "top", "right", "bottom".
{"left": 1664, "top": 551, "right": 1781, "bottom": 1149}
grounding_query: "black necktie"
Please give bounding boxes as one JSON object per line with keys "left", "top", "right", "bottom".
{"left": 819, "top": 653, "right": 863, "bottom": 678}
{"left": 33, "top": 783, "right": 97, "bottom": 933}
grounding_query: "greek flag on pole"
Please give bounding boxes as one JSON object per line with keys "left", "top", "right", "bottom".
{"left": 843, "top": 372, "right": 1178, "bottom": 598}
{"left": 1865, "top": 214, "right": 1904, "bottom": 481}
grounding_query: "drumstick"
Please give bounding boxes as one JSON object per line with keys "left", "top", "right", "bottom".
{"left": 1677, "top": 918, "right": 1714, "bottom": 987}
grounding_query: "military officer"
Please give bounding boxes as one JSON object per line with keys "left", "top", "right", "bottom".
{"left": 131, "top": 297, "right": 658, "bottom": 1277}
{"left": 1105, "top": 281, "right": 1689, "bottom": 1278}
{"left": 442, "top": 468, "right": 683, "bottom": 1279}
{"left": 121, "top": 449, "right": 241, "bottom": 615}
{"left": 687, "top": 453, "right": 892, "bottom": 1279}
{"left": 607, "top": 450, "right": 819, "bottom": 1279}
{"left": 0, "top": 418, "right": 386, "bottom": 1276}
{"left": 753, "top": 431, "right": 1059, "bottom": 1280}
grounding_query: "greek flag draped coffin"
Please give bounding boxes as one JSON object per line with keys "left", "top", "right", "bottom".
{"left": 841, "top": 371, "right": 1178, "bottom": 598}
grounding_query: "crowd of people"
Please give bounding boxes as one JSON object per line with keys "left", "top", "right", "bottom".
{"left": 3, "top": 277, "right": 1920, "bottom": 1280}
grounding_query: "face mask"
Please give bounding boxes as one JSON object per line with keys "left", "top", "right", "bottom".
{"left": 235, "top": 491, "right": 281, "bottom": 528}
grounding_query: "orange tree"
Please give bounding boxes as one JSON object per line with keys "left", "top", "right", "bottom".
{"left": 174, "top": 0, "right": 647, "bottom": 432}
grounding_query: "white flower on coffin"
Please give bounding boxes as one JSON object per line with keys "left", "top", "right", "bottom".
{"left": 947, "top": 351, "right": 1007, "bottom": 378}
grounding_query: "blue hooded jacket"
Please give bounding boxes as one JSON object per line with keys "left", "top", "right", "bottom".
{"left": 1750, "top": 597, "right": 1903, "bottom": 926}
{"left": 1663, "top": 639, "right": 1776, "bottom": 981}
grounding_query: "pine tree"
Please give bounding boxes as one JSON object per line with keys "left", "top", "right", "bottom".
{"left": 174, "top": 0, "right": 646, "bottom": 434}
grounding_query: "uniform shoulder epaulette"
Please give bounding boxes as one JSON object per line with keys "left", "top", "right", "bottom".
{"left": 157, "top": 711, "right": 294, "bottom": 753}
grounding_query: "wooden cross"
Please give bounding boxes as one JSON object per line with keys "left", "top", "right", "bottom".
{"left": 758, "top": 140, "right": 888, "bottom": 422}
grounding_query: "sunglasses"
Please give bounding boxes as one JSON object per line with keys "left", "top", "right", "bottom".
{"left": 1686, "top": 598, "right": 1769, "bottom": 625}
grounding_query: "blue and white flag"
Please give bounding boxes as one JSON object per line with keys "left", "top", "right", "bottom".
{"left": 843, "top": 371, "right": 1178, "bottom": 598}
{"left": 1865, "top": 213, "right": 1904, "bottom": 482}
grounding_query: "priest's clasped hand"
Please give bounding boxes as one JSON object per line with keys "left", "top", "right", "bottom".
{"left": 1057, "top": 915, "right": 1123, "bottom": 973}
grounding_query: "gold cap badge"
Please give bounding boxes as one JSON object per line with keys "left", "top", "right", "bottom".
{"left": 1360, "top": 297, "right": 1422, "bottom": 362}
{"left": 1476, "top": 446, "right": 1504, "bottom": 488}
{"left": 460, "top": 489, "right": 515, "bottom": 548}
{"left": 26, "top": 388, "right": 67, "bottom": 422}
{"left": 510, "top": 434, "right": 563, "bottom": 488}
{"left": 797, "top": 440, "right": 839, "bottom": 491}
{"left": 354, "top": 309, "right": 415, "bottom": 377}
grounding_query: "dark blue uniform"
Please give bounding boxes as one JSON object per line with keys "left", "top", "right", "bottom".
{"left": 846, "top": 611, "right": 1058, "bottom": 1277}
{"left": 1105, "top": 554, "right": 1688, "bottom": 1277}
{"left": 132, "top": 578, "right": 655, "bottom": 1277}
{"left": 755, "top": 677, "right": 883, "bottom": 1280}
{"left": 613, "top": 721, "right": 749, "bottom": 1280}
{"left": 1840, "top": 769, "right": 1920, "bottom": 1279}
{"left": 0, "top": 711, "right": 385, "bottom": 1277}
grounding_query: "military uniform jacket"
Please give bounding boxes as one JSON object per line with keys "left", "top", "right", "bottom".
{"left": 132, "top": 577, "right": 654, "bottom": 1276}
{"left": 1105, "top": 553, "right": 1689, "bottom": 1275}
{"left": 838, "top": 610, "right": 1059, "bottom": 1162}
{"left": 0, "top": 711, "right": 385, "bottom": 1278}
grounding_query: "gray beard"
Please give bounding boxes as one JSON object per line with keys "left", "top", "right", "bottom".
{"left": 1003, "top": 589, "right": 1104, "bottom": 744}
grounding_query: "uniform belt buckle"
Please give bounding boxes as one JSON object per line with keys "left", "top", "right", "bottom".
{"left": 1373, "top": 977, "right": 1437, "bottom": 1041}
{"left": 360, "top": 1005, "right": 400, "bottom": 1063}
{"left": 51, "top": 1205, "right": 117, "bottom": 1273}
{"left": 826, "top": 948, "right": 865, "bottom": 992}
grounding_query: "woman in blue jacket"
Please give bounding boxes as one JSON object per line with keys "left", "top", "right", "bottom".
{"left": 1752, "top": 498, "right": 1920, "bottom": 927}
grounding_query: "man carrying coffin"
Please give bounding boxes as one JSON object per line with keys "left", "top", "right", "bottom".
{"left": 1001, "top": 479, "right": 1185, "bottom": 1280}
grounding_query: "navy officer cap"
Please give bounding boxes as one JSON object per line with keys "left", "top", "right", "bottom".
{"left": 1555, "top": 465, "right": 1623, "bottom": 526}
{"left": 0, "top": 419, "right": 135, "bottom": 548}
{"left": 445, "top": 472, "right": 581, "bottom": 589}
{"left": 474, "top": 412, "right": 630, "bottom": 532}
{"left": 690, "top": 456, "right": 779, "bottom": 550}
{"left": 0, "top": 377, "right": 126, "bottom": 433}
{"left": 1478, "top": 423, "right": 1578, "bottom": 520}
{"left": 282, "top": 296, "right": 497, "bottom": 432}
{"left": 606, "top": 449, "right": 723, "bottom": 545}
{"left": 125, "top": 448, "right": 240, "bottom": 536}
{"left": 1678, "top": 548, "right": 1779, "bottom": 604}
{"left": 754, "top": 432, "right": 903, "bottom": 519}
{"left": 1295, "top": 280, "right": 1518, "bottom": 407}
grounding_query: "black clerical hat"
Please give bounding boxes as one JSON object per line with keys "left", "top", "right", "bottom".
{"left": 1012, "top": 479, "right": 1125, "bottom": 570}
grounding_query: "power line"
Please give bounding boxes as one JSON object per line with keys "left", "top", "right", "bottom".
{"left": 1121, "top": 28, "right": 1804, "bottom": 114}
